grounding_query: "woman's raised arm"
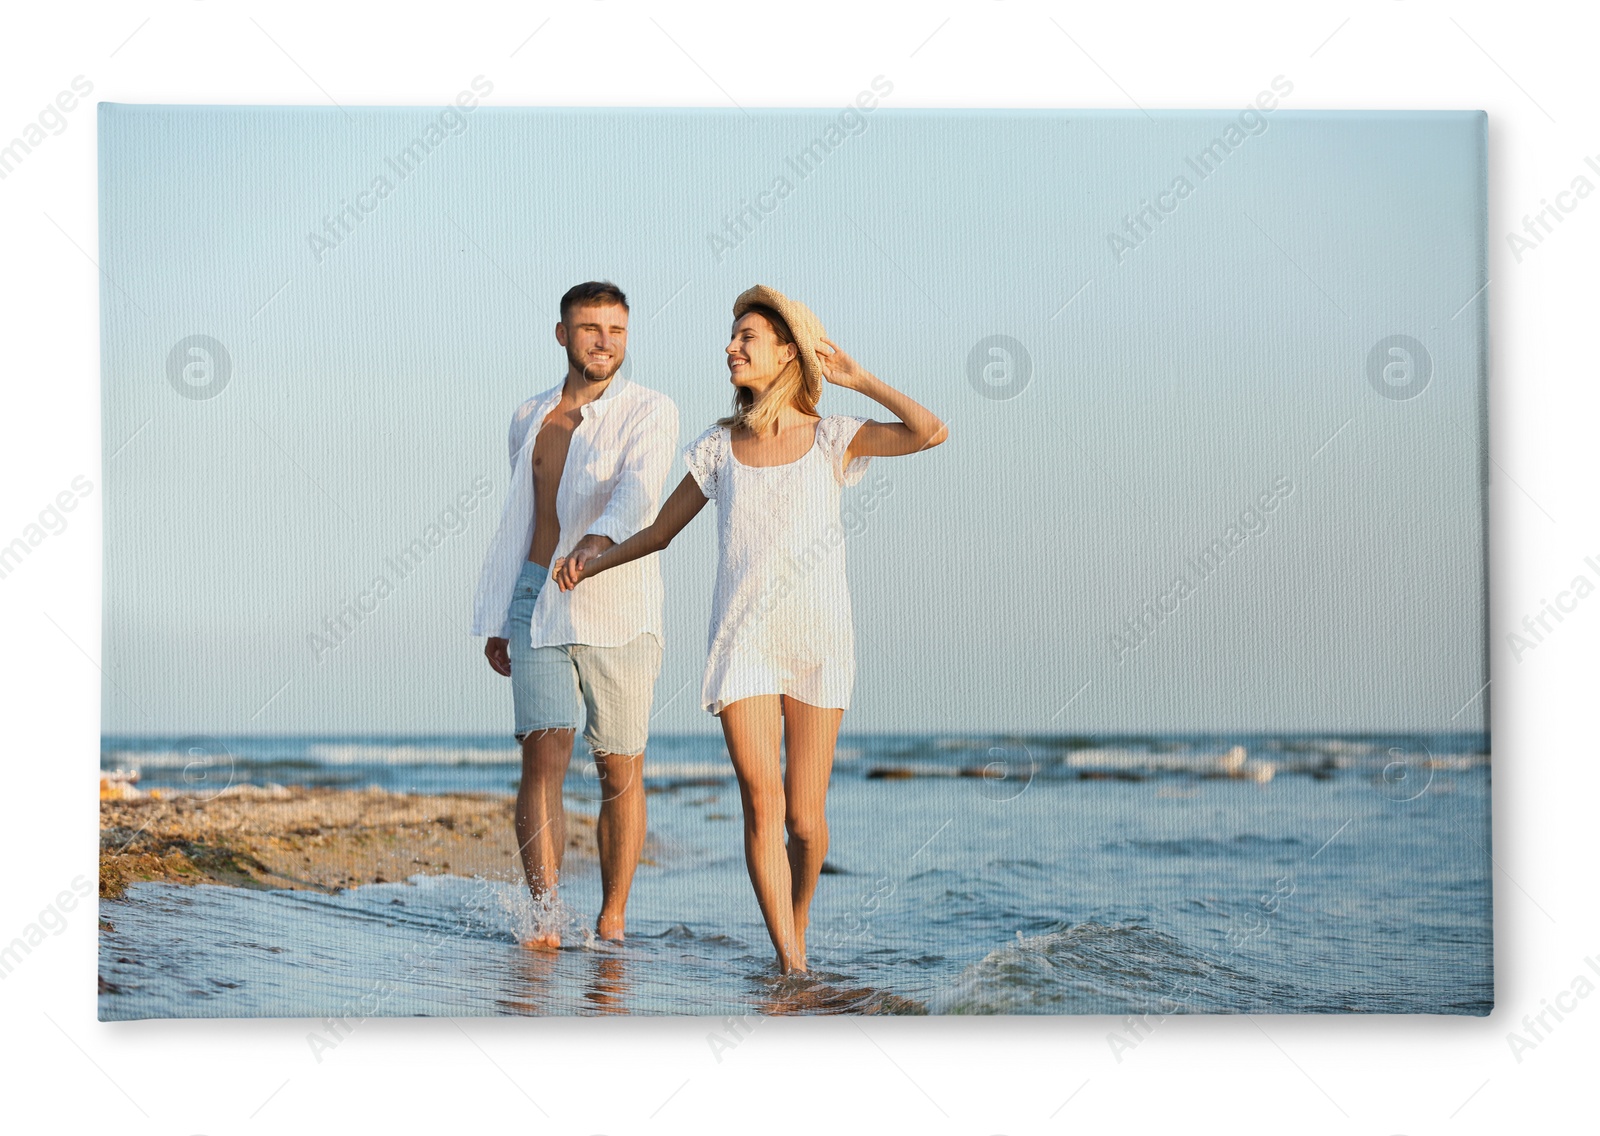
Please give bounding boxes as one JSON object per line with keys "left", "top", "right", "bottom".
{"left": 815, "top": 337, "right": 949, "bottom": 459}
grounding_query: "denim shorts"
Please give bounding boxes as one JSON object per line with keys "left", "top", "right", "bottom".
{"left": 506, "top": 559, "right": 663, "bottom": 756}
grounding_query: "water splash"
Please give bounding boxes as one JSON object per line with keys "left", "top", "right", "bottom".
{"left": 464, "top": 877, "right": 576, "bottom": 947}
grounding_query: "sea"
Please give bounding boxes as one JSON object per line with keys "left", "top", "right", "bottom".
{"left": 97, "top": 731, "right": 1492, "bottom": 1019}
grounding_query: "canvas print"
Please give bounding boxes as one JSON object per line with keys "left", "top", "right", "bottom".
{"left": 95, "top": 91, "right": 1492, "bottom": 1019}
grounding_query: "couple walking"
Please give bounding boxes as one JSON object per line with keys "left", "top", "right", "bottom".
{"left": 471, "top": 280, "right": 947, "bottom": 974}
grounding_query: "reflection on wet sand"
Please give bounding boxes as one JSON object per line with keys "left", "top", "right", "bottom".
{"left": 495, "top": 940, "right": 924, "bottom": 1016}
{"left": 496, "top": 941, "right": 635, "bottom": 1016}
{"left": 756, "top": 972, "right": 928, "bottom": 1016}
{"left": 584, "top": 952, "right": 630, "bottom": 1014}
{"left": 498, "top": 943, "right": 562, "bottom": 1015}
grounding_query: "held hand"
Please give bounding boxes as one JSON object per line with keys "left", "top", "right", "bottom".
{"left": 484, "top": 637, "right": 511, "bottom": 677}
{"left": 554, "top": 534, "right": 613, "bottom": 591}
{"left": 571, "top": 533, "right": 615, "bottom": 559}
{"left": 553, "top": 553, "right": 592, "bottom": 591}
{"left": 816, "top": 337, "right": 872, "bottom": 391}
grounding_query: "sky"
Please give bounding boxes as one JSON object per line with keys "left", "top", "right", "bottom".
{"left": 98, "top": 102, "right": 1488, "bottom": 736}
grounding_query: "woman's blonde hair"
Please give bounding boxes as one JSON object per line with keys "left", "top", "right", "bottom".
{"left": 718, "top": 304, "right": 818, "bottom": 436}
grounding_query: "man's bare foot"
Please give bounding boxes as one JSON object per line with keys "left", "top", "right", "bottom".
{"left": 595, "top": 912, "right": 626, "bottom": 942}
{"left": 522, "top": 931, "right": 561, "bottom": 951}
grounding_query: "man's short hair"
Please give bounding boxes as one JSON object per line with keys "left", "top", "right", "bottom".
{"left": 559, "top": 281, "right": 629, "bottom": 323}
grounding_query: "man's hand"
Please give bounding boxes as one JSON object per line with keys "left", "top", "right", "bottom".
{"left": 571, "top": 532, "right": 615, "bottom": 561}
{"left": 554, "top": 533, "right": 613, "bottom": 591}
{"left": 484, "top": 636, "right": 511, "bottom": 677}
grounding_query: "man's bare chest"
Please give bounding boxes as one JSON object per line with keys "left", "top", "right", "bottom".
{"left": 531, "top": 411, "right": 580, "bottom": 481}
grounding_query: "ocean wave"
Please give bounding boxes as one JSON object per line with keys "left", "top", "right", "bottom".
{"left": 1107, "top": 835, "right": 1305, "bottom": 859}
{"left": 570, "top": 761, "right": 731, "bottom": 782}
{"left": 103, "top": 745, "right": 734, "bottom": 780}
{"left": 307, "top": 743, "right": 519, "bottom": 765}
{"left": 102, "top": 737, "right": 1489, "bottom": 780}
{"left": 99, "top": 750, "right": 302, "bottom": 771}
{"left": 99, "top": 744, "right": 523, "bottom": 767}
{"left": 931, "top": 922, "right": 1257, "bottom": 1015}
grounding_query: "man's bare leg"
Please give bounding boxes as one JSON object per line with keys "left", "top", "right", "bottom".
{"left": 515, "top": 727, "right": 575, "bottom": 949}
{"left": 592, "top": 748, "right": 647, "bottom": 941}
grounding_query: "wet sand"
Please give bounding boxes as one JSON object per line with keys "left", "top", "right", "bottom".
{"left": 99, "top": 785, "right": 605, "bottom": 899}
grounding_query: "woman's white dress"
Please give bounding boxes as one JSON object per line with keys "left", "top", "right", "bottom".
{"left": 681, "top": 414, "right": 873, "bottom": 715}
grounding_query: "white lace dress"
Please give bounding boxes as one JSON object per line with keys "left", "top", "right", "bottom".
{"left": 681, "top": 414, "right": 873, "bottom": 715}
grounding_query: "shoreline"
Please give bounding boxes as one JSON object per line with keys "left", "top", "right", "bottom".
{"left": 99, "top": 785, "right": 607, "bottom": 899}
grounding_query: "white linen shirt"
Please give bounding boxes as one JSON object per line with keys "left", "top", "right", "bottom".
{"left": 470, "top": 375, "right": 679, "bottom": 647}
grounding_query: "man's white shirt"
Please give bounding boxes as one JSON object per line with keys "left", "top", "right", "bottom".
{"left": 471, "top": 375, "right": 679, "bottom": 647}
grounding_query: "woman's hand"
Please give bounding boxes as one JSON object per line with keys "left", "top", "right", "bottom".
{"left": 816, "top": 337, "right": 873, "bottom": 391}
{"left": 549, "top": 474, "right": 712, "bottom": 592}
{"left": 552, "top": 535, "right": 610, "bottom": 591}
{"left": 552, "top": 554, "right": 590, "bottom": 592}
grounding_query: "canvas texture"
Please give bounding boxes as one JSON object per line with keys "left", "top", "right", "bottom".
{"left": 96, "top": 97, "right": 1492, "bottom": 1019}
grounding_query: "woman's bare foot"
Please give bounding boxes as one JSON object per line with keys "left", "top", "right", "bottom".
{"left": 595, "top": 912, "right": 626, "bottom": 942}
{"left": 776, "top": 935, "right": 807, "bottom": 975}
{"left": 522, "top": 931, "right": 561, "bottom": 951}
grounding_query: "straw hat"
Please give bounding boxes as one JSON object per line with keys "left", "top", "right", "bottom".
{"left": 732, "top": 285, "right": 827, "bottom": 403}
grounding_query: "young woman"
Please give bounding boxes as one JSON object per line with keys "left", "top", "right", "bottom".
{"left": 553, "top": 285, "right": 947, "bottom": 973}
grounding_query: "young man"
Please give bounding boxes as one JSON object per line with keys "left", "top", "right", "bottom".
{"left": 472, "top": 281, "right": 679, "bottom": 947}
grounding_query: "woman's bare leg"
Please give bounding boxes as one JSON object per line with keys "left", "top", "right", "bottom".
{"left": 719, "top": 695, "right": 804, "bottom": 973}
{"left": 781, "top": 697, "right": 843, "bottom": 970}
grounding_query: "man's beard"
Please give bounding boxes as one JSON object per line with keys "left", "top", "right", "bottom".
{"left": 568, "top": 345, "right": 622, "bottom": 383}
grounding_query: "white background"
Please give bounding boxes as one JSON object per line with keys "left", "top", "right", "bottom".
{"left": 1, "top": 1, "right": 1592, "bottom": 1132}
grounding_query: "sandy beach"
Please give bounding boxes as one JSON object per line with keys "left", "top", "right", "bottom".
{"left": 95, "top": 733, "right": 1491, "bottom": 1018}
{"left": 99, "top": 785, "right": 604, "bottom": 899}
